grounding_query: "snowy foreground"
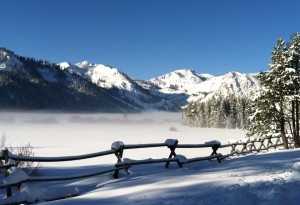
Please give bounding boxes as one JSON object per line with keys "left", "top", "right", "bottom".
{"left": 1, "top": 112, "right": 300, "bottom": 204}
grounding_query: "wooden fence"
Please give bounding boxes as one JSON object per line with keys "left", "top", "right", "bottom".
{"left": 0, "top": 134, "right": 290, "bottom": 204}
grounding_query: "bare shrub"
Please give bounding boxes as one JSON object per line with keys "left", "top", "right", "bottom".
{"left": 1, "top": 132, "right": 40, "bottom": 176}
{"left": 169, "top": 126, "right": 178, "bottom": 132}
{"left": 0, "top": 132, "right": 7, "bottom": 149}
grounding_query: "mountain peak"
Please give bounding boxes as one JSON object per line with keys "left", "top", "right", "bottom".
{"left": 148, "top": 68, "right": 212, "bottom": 94}
{"left": 174, "top": 68, "right": 194, "bottom": 73}
{"left": 76, "top": 61, "right": 96, "bottom": 68}
{"left": 226, "top": 71, "right": 242, "bottom": 76}
{"left": 59, "top": 62, "right": 73, "bottom": 70}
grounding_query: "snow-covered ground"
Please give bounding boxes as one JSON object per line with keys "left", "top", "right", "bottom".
{"left": 1, "top": 112, "right": 299, "bottom": 204}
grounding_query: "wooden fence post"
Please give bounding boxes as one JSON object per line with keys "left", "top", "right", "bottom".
{"left": 230, "top": 144, "right": 237, "bottom": 154}
{"left": 165, "top": 140, "right": 181, "bottom": 168}
{"left": 111, "top": 141, "right": 129, "bottom": 179}
{"left": 258, "top": 138, "right": 267, "bottom": 151}
{"left": 240, "top": 143, "right": 247, "bottom": 153}
{"left": 266, "top": 136, "right": 274, "bottom": 149}
{"left": 3, "top": 148, "right": 12, "bottom": 197}
{"left": 210, "top": 143, "right": 221, "bottom": 163}
{"left": 249, "top": 140, "right": 256, "bottom": 153}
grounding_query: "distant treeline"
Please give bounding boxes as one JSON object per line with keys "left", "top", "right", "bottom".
{"left": 182, "top": 95, "right": 250, "bottom": 129}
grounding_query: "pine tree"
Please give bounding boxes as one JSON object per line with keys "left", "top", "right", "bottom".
{"left": 247, "top": 34, "right": 300, "bottom": 149}
{"left": 182, "top": 94, "right": 250, "bottom": 129}
{"left": 247, "top": 36, "right": 290, "bottom": 148}
{"left": 283, "top": 33, "right": 300, "bottom": 147}
{"left": 210, "top": 96, "right": 222, "bottom": 128}
{"left": 269, "top": 36, "right": 289, "bottom": 149}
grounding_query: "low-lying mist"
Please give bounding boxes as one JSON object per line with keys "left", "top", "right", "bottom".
{"left": 0, "top": 111, "right": 182, "bottom": 125}
{"left": 0, "top": 111, "right": 246, "bottom": 166}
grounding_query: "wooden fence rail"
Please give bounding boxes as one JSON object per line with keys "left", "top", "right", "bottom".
{"left": 9, "top": 149, "right": 116, "bottom": 162}
{"left": 0, "top": 135, "right": 288, "bottom": 204}
{"left": 219, "top": 134, "right": 293, "bottom": 159}
{"left": 110, "top": 139, "right": 221, "bottom": 177}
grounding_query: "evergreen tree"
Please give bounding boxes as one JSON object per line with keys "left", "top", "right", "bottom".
{"left": 182, "top": 94, "right": 250, "bottom": 129}
{"left": 283, "top": 33, "right": 300, "bottom": 147}
{"left": 247, "top": 34, "right": 300, "bottom": 149}
{"left": 247, "top": 37, "right": 289, "bottom": 148}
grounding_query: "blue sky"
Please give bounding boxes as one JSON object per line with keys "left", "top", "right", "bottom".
{"left": 1, "top": 0, "right": 300, "bottom": 79}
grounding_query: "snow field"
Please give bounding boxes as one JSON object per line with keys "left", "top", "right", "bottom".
{"left": 0, "top": 112, "right": 242, "bottom": 166}
{"left": 1, "top": 112, "right": 300, "bottom": 204}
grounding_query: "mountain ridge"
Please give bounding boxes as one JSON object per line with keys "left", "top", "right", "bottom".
{"left": 0, "top": 48, "right": 259, "bottom": 112}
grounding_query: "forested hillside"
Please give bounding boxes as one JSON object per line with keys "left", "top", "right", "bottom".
{"left": 183, "top": 95, "right": 250, "bottom": 129}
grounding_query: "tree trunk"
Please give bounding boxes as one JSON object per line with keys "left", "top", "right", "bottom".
{"left": 287, "top": 119, "right": 293, "bottom": 136}
{"left": 292, "top": 101, "right": 299, "bottom": 147}
{"left": 280, "top": 115, "right": 289, "bottom": 149}
{"left": 296, "top": 98, "right": 300, "bottom": 147}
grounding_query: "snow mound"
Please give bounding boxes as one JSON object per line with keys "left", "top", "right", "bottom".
{"left": 17, "top": 183, "right": 80, "bottom": 203}
{"left": 286, "top": 162, "right": 300, "bottom": 182}
{"left": 164, "top": 139, "right": 178, "bottom": 147}
{"left": 175, "top": 155, "right": 188, "bottom": 164}
{"left": 3, "top": 167, "right": 28, "bottom": 184}
{"left": 111, "top": 141, "right": 124, "bottom": 151}
{"left": 205, "top": 140, "right": 221, "bottom": 146}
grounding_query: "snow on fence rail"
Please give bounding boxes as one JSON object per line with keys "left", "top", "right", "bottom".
{"left": 0, "top": 135, "right": 288, "bottom": 204}
{"left": 10, "top": 149, "right": 116, "bottom": 162}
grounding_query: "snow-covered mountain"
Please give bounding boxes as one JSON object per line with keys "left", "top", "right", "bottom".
{"left": 147, "top": 69, "right": 214, "bottom": 94}
{"left": 138, "top": 69, "right": 259, "bottom": 103}
{"left": 59, "top": 61, "right": 182, "bottom": 110}
{"left": 0, "top": 48, "right": 143, "bottom": 112}
{"left": 187, "top": 71, "right": 259, "bottom": 102}
{"left": 60, "top": 61, "right": 140, "bottom": 91}
{"left": 0, "top": 48, "right": 260, "bottom": 112}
